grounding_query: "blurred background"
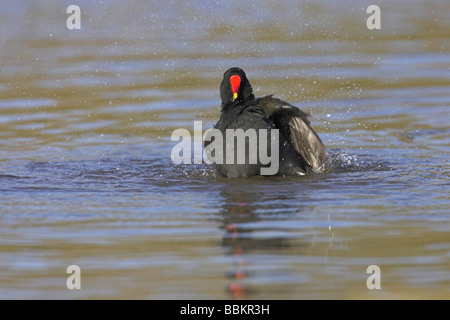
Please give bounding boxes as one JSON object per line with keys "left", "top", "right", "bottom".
{"left": 0, "top": 0, "right": 449, "bottom": 299}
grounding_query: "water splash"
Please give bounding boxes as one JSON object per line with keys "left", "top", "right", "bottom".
{"left": 329, "top": 149, "right": 388, "bottom": 172}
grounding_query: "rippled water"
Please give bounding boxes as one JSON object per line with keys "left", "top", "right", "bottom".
{"left": 1, "top": 0, "right": 449, "bottom": 299}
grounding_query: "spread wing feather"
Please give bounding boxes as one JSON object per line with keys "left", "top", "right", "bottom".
{"left": 257, "top": 95, "right": 331, "bottom": 173}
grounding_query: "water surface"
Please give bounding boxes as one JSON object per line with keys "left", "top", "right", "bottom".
{"left": 0, "top": 0, "right": 449, "bottom": 299}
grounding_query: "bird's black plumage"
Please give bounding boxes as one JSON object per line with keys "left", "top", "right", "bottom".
{"left": 208, "top": 67, "right": 331, "bottom": 178}
{"left": 257, "top": 95, "right": 331, "bottom": 173}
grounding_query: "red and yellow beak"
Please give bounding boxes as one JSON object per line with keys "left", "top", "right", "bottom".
{"left": 230, "top": 75, "right": 241, "bottom": 101}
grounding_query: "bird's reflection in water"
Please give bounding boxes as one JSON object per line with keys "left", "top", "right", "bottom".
{"left": 217, "top": 180, "right": 300, "bottom": 300}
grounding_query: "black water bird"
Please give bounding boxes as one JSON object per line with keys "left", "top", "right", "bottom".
{"left": 208, "top": 67, "right": 331, "bottom": 178}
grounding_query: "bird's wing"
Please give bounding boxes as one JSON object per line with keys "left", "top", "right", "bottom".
{"left": 257, "top": 95, "right": 331, "bottom": 173}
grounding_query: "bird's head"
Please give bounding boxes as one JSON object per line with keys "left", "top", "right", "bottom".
{"left": 220, "top": 67, "right": 255, "bottom": 105}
